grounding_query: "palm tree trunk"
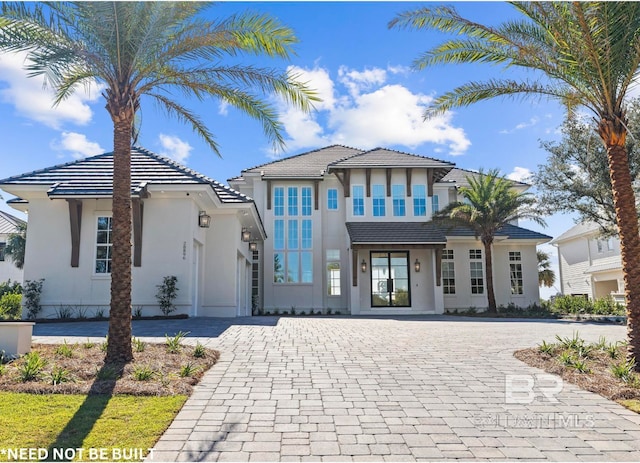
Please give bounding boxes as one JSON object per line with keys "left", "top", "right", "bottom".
{"left": 600, "top": 117, "right": 640, "bottom": 368}
{"left": 483, "top": 239, "right": 497, "bottom": 313}
{"left": 105, "top": 112, "right": 134, "bottom": 364}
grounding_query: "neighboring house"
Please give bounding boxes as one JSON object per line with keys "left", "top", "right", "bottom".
{"left": 0, "top": 147, "right": 265, "bottom": 318}
{"left": 551, "top": 222, "right": 624, "bottom": 303}
{"left": 0, "top": 210, "right": 25, "bottom": 283}
{"left": 229, "top": 145, "right": 551, "bottom": 315}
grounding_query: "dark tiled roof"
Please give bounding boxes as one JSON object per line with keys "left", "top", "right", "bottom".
{"left": 0, "top": 147, "right": 251, "bottom": 204}
{"left": 440, "top": 168, "right": 529, "bottom": 187}
{"left": 241, "top": 145, "right": 363, "bottom": 179}
{"left": 447, "top": 223, "right": 552, "bottom": 241}
{"left": 0, "top": 210, "right": 25, "bottom": 235}
{"left": 346, "top": 222, "right": 447, "bottom": 244}
{"left": 346, "top": 222, "right": 551, "bottom": 244}
{"left": 329, "top": 148, "right": 454, "bottom": 181}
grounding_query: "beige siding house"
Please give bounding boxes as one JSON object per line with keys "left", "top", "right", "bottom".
{"left": 552, "top": 222, "right": 624, "bottom": 302}
{"left": 0, "top": 211, "right": 25, "bottom": 283}
{"left": 230, "top": 145, "right": 551, "bottom": 315}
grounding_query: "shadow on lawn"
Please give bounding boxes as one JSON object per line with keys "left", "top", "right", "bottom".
{"left": 46, "top": 362, "right": 125, "bottom": 462}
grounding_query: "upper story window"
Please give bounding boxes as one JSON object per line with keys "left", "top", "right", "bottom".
{"left": 432, "top": 195, "right": 440, "bottom": 214}
{"left": 372, "top": 184, "right": 386, "bottom": 217}
{"left": 302, "top": 187, "right": 312, "bottom": 216}
{"left": 95, "top": 216, "right": 113, "bottom": 274}
{"left": 352, "top": 185, "right": 365, "bottom": 216}
{"left": 413, "top": 185, "right": 427, "bottom": 217}
{"left": 327, "top": 189, "right": 338, "bottom": 210}
{"left": 288, "top": 187, "right": 298, "bottom": 216}
{"left": 274, "top": 187, "right": 285, "bottom": 216}
{"left": 392, "top": 184, "right": 406, "bottom": 217}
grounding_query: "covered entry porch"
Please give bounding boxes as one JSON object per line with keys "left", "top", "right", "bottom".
{"left": 346, "top": 222, "right": 446, "bottom": 315}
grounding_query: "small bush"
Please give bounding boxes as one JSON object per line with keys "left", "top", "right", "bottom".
{"left": 179, "top": 362, "right": 199, "bottom": 378}
{"left": 0, "top": 364, "right": 6, "bottom": 376}
{"left": 538, "top": 340, "right": 555, "bottom": 355}
{"left": 83, "top": 339, "right": 95, "bottom": 349}
{"left": 132, "top": 365, "right": 155, "bottom": 381}
{"left": 193, "top": 342, "right": 206, "bottom": 358}
{"left": 555, "top": 332, "right": 584, "bottom": 350}
{"left": 17, "top": 351, "right": 47, "bottom": 382}
{"left": 156, "top": 276, "right": 179, "bottom": 316}
{"left": 54, "top": 340, "right": 74, "bottom": 358}
{"left": 49, "top": 366, "right": 72, "bottom": 385}
{"left": 571, "top": 358, "right": 591, "bottom": 373}
{"left": 132, "top": 306, "right": 143, "bottom": 318}
{"left": 0, "top": 279, "right": 22, "bottom": 297}
{"left": 166, "top": 331, "right": 188, "bottom": 354}
{"left": 95, "top": 308, "right": 106, "bottom": 319}
{"left": 0, "top": 293, "right": 22, "bottom": 320}
{"left": 23, "top": 279, "right": 44, "bottom": 320}
{"left": 592, "top": 296, "right": 625, "bottom": 316}
{"left": 100, "top": 336, "right": 108, "bottom": 353}
{"left": 54, "top": 305, "right": 73, "bottom": 320}
{"left": 74, "top": 306, "right": 88, "bottom": 319}
{"left": 132, "top": 337, "right": 146, "bottom": 353}
{"left": 606, "top": 342, "right": 620, "bottom": 359}
{"left": 559, "top": 351, "right": 575, "bottom": 367}
{"left": 551, "top": 295, "right": 592, "bottom": 314}
{"left": 611, "top": 359, "right": 637, "bottom": 383}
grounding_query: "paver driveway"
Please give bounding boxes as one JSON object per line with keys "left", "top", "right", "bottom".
{"left": 35, "top": 316, "right": 640, "bottom": 461}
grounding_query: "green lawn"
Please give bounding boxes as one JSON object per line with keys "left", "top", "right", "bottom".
{"left": 0, "top": 392, "right": 186, "bottom": 462}
{"left": 620, "top": 399, "right": 640, "bottom": 413}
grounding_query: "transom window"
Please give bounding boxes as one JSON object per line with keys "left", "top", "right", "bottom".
{"left": 413, "top": 184, "right": 426, "bottom": 216}
{"left": 392, "top": 184, "right": 406, "bottom": 216}
{"left": 372, "top": 184, "right": 386, "bottom": 217}
{"left": 95, "top": 216, "right": 112, "bottom": 274}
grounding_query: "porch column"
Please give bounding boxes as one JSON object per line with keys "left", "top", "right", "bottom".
{"left": 67, "top": 199, "right": 82, "bottom": 267}
{"left": 433, "top": 250, "right": 445, "bottom": 313}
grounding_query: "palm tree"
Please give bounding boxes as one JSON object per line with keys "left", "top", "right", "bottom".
{"left": 5, "top": 222, "right": 25, "bottom": 270}
{"left": 537, "top": 250, "right": 555, "bottom": 289}
{"left": 390, "top": 2, "right": 640, "bottom": 363}
{"left": 435, "top": 169, "right": 544, "bottom": 313}
{"left": 0, "top": 2, "right": 316, "bottom": 363}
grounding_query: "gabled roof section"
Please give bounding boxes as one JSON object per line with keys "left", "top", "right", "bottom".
{"left": 329, "top": 147, "right": 454, "bottom": 173}
{"left": 0, "top": 210, "right": 25, "bottom": 235}
{"left": 240, "top": 145, "right": 364, "bottom": 179}
{"left": 440, "top": 167, "right": 529, "bottom": 188}
{"left": 0, "top": 147, "right": 251, "bottom": 204}
{"left": 550, "top": 221, "right": 600, "bottom": 244}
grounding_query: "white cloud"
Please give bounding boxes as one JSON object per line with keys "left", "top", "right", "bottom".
{"left": 507, "top": 166, "right": 532, "bottom": 183}
{"left": 500, "top": 117, "right": 539, "bottom": 134}
{"left": 158, "top": 134, "right": 192, "bottom": 164}
{"left": 0, "top": 51, "right": 102, "bottom": 129}
{"left": 50, "top": 132, "right": 105, "bottom": 159}
{"left": 278, "top": 65, "right": 471, "bottom": 156}
{"left": 218, "top": 100, "right": 230, "bottom": 116}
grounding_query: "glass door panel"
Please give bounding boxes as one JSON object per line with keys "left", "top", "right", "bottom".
{"left": 370, "top": 251, "right": 410, "bottom": 307}
{"left": 371, "top": 253, "right": 390, "bottom": 307}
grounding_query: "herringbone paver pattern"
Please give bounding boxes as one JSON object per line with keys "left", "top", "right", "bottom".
{"left": 33, "top": 316, "right": 640, "bottom": 461}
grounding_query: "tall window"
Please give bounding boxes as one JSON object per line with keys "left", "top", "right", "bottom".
{"left": 469, "top": 249, "right": 484, "bottom": 294}
{"left": 327, "top": 249, "right": 341, "bottom": 296}
{"left": 0, "top": 243, "right": 5, "bottom": 262}
{"left": 392, "top": 184, "right": 406, "bottom": 216}
{"left": 432, "top": 195, "right": 439, "bottom": 214}
{"left": 352, "top": 185, "right": 365, "bottom": 216}
{"left": 327, "top": 188, "right": 338, "bottom": 210}
{"left": 413, "top": 185, "right": 427, "bottom": 216}
{"left": 372, "top": 184, "right": 386, "bottom": 217}
{"left": 302, "top": 187, "right": 312, "bottom": 216}
{"left": 274, "top": 187, "right": 284, "bottom": 216}
{"left": 273, "top": 186, "right": 313, "bottom": 284}
{"left": 442, "top": 249, "right": 455, "bottom": 294}
{"left": 509, "top": 251, "right": 523, "bottom": 295}
{"left": 95, "top": 216, "right": 113, "bottom": 274}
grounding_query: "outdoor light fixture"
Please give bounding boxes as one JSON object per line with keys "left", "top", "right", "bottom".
{"left": 198, "top": 211, "right": 211, "bottom": 228}
{"left": 414, "top": 258, "right": 421, "bottom": 273}
{"left": 241, "top": 228, "right": 251, "bottom": 242}
{"left": 361, "top": 259, "right": 367, "bottom": 273}
{"left": 249, "top": 241, "right": 258, "bottom": 251}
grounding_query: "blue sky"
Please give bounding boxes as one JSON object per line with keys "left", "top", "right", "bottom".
{"left": 0, "top": 2, "right": 578, "bottom": 297}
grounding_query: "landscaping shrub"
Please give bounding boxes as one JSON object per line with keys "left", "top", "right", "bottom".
{"left": 0, "top": 292, "right": 22, "bottom": 320}
{"left": 156, "top": 276, "right": 178, "bottom": 315}
{"left": 23, "top": 279, "right": 44, "bottom": 319}
{"left": 0, "top": 279, "right": 22, "bottom": 297}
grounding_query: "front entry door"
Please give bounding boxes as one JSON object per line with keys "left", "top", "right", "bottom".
{"left": 371, "top": 251, "right": 410, "bottom": 307}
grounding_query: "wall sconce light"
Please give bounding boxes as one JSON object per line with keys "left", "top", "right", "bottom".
{"left": 414, "top": 258, "right": 421, "bottom": 272}
{"left": 198, "top": 211, "right": 211, "bottom": 228}
{"left": 241, "top": 228, "right": 251, "bottom": 242}
{"left": 361, "top": 259, "right": 367, "bottom": 273}
{"left": 249, "top": 241, "right": 258, "bottom": 251}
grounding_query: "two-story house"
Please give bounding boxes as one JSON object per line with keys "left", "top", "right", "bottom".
{"left": 230, "top": 145, "right": 551, "bottom": 315}
{"left": 551, "top": 222, "right": 624, "bottom": 303}
{"left": 0, "top": 210, "right": 25, "bottom": 283}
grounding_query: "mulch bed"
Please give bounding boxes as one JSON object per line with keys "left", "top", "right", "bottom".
{"left": 0, "top": 341, "right": 219, "bottom": 396}
{"left": 514, "top": 346, "right": 640, "bottom": 401}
